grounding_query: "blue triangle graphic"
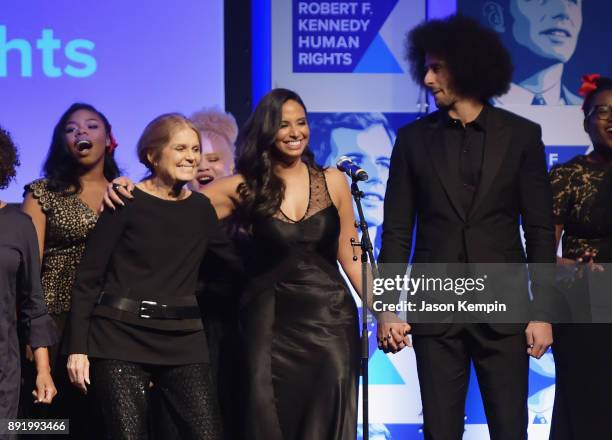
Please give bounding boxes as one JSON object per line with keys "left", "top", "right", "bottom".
{"left": 360, "top": 349, "right": 404, "bottom": 385}
{"left": 354, "top": 34, "right": 403, "bottom": 74}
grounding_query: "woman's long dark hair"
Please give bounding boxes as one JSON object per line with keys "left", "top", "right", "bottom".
{"left": 43, "top": 103, "right": 120, "bottom": 193}
{"left": 234, "top": 88, "right": 321, "bottom": 224}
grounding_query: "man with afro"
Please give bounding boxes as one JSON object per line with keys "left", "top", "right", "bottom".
{"left": 377, "top": 15, "right": 556, "bottom": 439}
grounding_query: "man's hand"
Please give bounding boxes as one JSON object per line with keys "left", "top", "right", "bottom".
{"left": 377, "top": 312, "right": 411, "bottom": 353}
{"left": 101, "top": 177, "right": 135, "bottom": 211}
{"left": 525, "top": 321, "right": 553, "bottom": 359}
{"left": 67, "top": 354, "right": 90, "bottom": 394}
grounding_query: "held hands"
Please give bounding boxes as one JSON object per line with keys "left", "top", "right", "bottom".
{"left": 525, "top": 321, "right": 553, "bottom": 359}
{"left": 67, "top": 354, "right": 90, "bottom": 394}
{"left": 101, "top": 177, "right": 135, "bottom": 211}
{"left": 32, "top": 370, "right": 57, "bottom": 404}
{"left": 377, "top": 312, "right": 412, "bottom": 354}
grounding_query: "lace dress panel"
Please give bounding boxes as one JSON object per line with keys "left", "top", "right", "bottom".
{"left": 273, "top": 166, "right": 333, "bottom": 223}
{"left": 550, "top": 156, "right": 612, "bottom": 260}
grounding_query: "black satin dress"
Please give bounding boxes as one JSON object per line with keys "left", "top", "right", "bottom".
{"left": 240, "top": 167, "right": 359, "bottom": 440}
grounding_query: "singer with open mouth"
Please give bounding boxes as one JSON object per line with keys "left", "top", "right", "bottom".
{"left": 21, "top": 103, "right": 121, "bottom": 438}
{"left": 188, "top": 108, "right": 238, "bottom": 192}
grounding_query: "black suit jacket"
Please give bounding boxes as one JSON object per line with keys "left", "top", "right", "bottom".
{"left": 378, "top": 106, "right": 556, "bottom": 335}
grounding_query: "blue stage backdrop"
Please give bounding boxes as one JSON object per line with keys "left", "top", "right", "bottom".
{"left": 0, "top": 0, "right": 225, "bottom": 202}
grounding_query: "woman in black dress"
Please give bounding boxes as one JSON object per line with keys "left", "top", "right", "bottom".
{"left": 205, "top": 89, "right": 410, "bottom": 439}
{"left": 549, "top": 75, "right": 612, "bottom": 439}
{"left": 0, "top": 126, "right": 57, "bottom": 419}
{"left": 66, "top": 114, "right": 241, "bottom": 439}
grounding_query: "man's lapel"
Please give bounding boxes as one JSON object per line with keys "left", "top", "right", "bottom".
{"left": 426, "top": 115, "right": 467, "bottom": 221}
{"left": 470, "top": 107, "right": 511, "bottom": 217}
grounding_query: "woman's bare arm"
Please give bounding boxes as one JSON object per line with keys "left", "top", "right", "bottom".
{"left": 202, "top": 174, "right": 243, "bottom": 220}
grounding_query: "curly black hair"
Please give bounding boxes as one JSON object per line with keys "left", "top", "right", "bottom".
{"left": 583, "top": 76, "right": 612, "bottom": 117}
{"left": 406, "top": 14, "right": 513, "bottom": 103}
{"left": 43, "top": 103, "right": 120, "bottom": 193}
{"left": 235, "top": 88, "right": 321, "bottom": 225}
{"left": 0, "top": 126, "right": 20, "bottom": 190}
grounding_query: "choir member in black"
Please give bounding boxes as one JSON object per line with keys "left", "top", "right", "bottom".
{"left": 549, "top": 75, "right": 612, "bottom": 439}
{"left": 188, "top": 108, "right": 242, "bottom": 440}
{"left": 66, "top": 114, "right": 241, "bottom": 439}
{"left": 0, "top": 126, "right": 57, "bottom": 420}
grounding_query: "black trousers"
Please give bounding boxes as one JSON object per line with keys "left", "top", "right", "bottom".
{"left": 413, "top": 324, "right": 529, "bottom": 440}
{"left": 92, "top": 359, "right": 221, "bottom": 440}
{"left": 550, "top": 324, "right": 612, "bottom": 439}
{"left": 153, "top": 312, "right": 241, "bottom": 439}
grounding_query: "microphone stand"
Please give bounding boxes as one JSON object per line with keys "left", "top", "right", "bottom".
{"left": 349, "top": 178, "right": 379, "bottom": 440}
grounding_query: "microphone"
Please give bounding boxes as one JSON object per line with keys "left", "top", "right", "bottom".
{"left": 336, "top": 156, "right": 368, "bottom": 181}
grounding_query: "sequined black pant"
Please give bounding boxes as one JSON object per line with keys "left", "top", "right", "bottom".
{"left": 92, "top": 359, "right": 221, "bottom": 440}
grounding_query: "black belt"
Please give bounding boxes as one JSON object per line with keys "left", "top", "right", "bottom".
{"left": 96, "top": 293, "right": 201, "bottom": 320}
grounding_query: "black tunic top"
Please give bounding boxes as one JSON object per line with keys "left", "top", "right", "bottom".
{"left": 0, "top": 205, "right": 57, "bottom": 418}
{"left": 68, "top": 188, "right": 241, "bottom": 365}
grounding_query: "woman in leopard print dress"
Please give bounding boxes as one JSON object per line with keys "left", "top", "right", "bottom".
{"left": 20, "top": 103, "right": 120, "bottom": 438}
